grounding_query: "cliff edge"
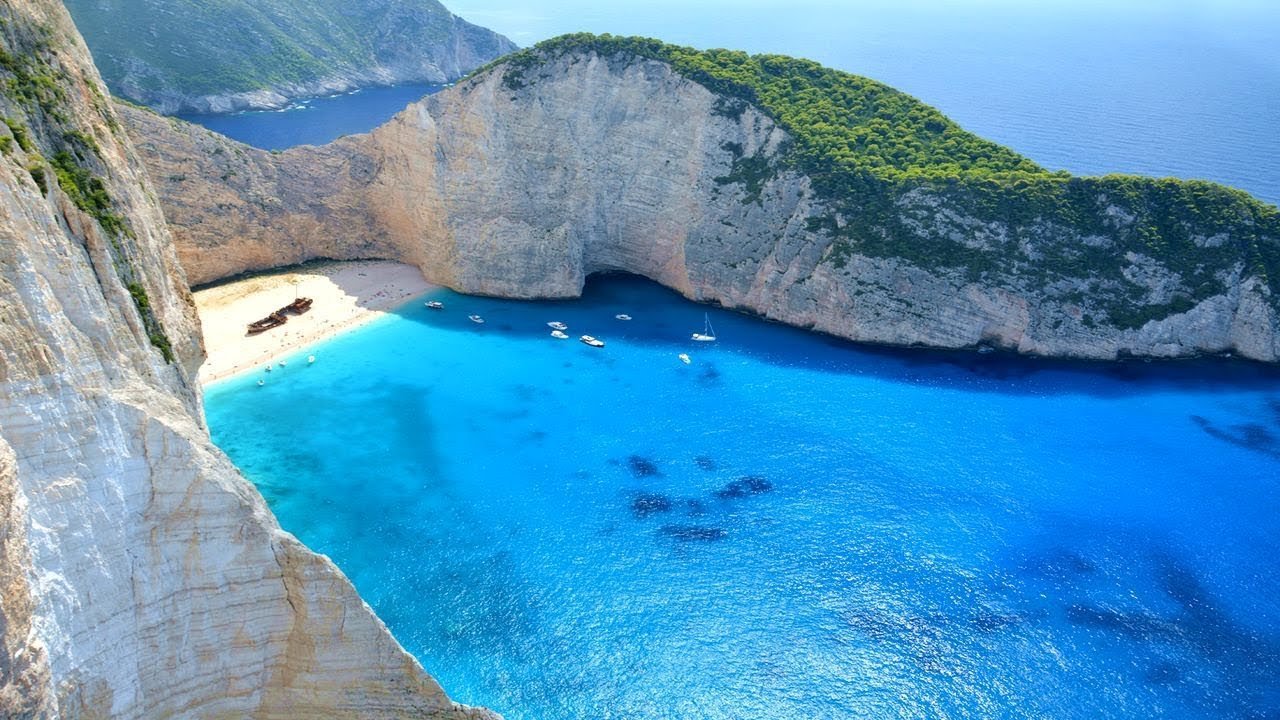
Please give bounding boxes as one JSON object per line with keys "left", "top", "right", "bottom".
{"left": 125, "top": 34, "right": 1280, "bottom": 362}
{"left": 0, "top": 1, "right": 495, "bottom": 717}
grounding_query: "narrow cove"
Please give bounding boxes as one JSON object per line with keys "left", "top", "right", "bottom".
{"left": 204, "top": 275, "right": 1280, "bottom": 719}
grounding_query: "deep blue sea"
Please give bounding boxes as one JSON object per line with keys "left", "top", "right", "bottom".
{"left": 182, "top": 0, "right": 1280, "bottom": 206}
{"left": 205, "top": 276, "right": 1280, "bottom": 719}
{"left": 176, "top": 82, "right": 444, "bottom": 150}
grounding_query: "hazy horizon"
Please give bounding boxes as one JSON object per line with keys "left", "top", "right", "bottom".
{"left": 446, "top": 0, "right": 1280, "bottom": 205}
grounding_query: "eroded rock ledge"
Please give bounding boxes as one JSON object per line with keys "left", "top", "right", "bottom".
{"left": 123, "top": 39, "right": 1280, "bottom": 362}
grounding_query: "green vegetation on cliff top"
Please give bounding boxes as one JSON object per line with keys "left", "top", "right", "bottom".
{"left": 486, "top": 34, "right": 1280, "bottom": 329}
{"left": 0, "top": 12, "right": 173, "bottom": 361}
{"left": 63, "top": 0, "right": 515, "bottom": 105}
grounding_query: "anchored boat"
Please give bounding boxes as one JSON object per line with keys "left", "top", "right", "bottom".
{"left": 691, "top": 313, "right": 716, "bottom": 342}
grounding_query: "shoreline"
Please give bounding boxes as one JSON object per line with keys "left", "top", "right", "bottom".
{"left": 193, "top": 259, "right": 438, "bottom": 387}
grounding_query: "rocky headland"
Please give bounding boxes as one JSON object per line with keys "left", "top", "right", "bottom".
{"left": 62, "top": 0, "right": 517, "bottom": 114}
{"left": 4, "top": 12, "right": 1280, "bottom": 718}
{"left": 123, "top": 35, "right": 1280, "bottom": 362}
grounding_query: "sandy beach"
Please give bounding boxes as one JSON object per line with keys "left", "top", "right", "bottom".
{"left": 193, "top": 260, "right": 437, "bottom": 386}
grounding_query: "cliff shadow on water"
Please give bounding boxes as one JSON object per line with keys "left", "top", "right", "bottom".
{"left": 383, "top": 270, "right": 1280, "bottom": 400}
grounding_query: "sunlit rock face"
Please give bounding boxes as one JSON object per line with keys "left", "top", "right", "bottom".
{"left": 0, "top": 1, "right": 497, "bottom": 717}
{"left": 126, "top": 48, "right": 1278, "bottom": 363}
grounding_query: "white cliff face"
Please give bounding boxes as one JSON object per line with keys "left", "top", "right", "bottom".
{"left": 127, "top": 50, "right": 1280, "bottom": 362}
{"left": 0, "top": 1, "right": 495, "bottom": 717}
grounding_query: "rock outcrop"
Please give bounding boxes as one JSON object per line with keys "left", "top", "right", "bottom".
{"left": 63, "top": 0, "right": 516, "bottom": 114}
{"left": 0, "top": 1, "right": 495, "bottom": 717}
{"left": 123, "top": 39, "right": 1280, "bottom": 362}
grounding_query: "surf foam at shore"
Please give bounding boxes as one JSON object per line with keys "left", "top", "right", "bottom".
{"left": 193, "top": 260, "right": 436, "bottom": 385}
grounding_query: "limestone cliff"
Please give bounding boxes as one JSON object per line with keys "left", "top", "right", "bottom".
{"left": 0, "top": 1, "right": 495, "bottom": 717}
{"left": 124, "top": 37, "right": 1280, "bottom": 362}
{"left": 63, "top": 0, "right": 516, "bottom": 114}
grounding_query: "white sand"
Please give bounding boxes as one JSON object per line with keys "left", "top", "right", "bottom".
{"left": 194, "top": 260, "right": 437, "bottom": 386}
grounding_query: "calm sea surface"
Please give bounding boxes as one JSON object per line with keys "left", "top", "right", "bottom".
{"left": 205, "top": 276, "right": 1280, "bottom": 719}
{"left": 184, "top": 0, "right": 1280, "bottom": 205}
{"left": 200, "top": 3, "right": 1280, "bottom": 717}
{"left": 176, "top": 82, "right": 444, "bottom": 150}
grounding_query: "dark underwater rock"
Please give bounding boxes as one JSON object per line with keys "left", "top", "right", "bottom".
{"left": 659, "top": 525, "right": 728, "bottom": 542}
{"left": 627, "top": 455, "right": 663, "bottom": 478}
{"left": 715, "top": 475, "right": 772, "bottom": 499}
{"left": 632, "top": 493, "right": 674, "bottom": 519}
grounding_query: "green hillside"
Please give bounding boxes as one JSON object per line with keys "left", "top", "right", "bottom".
{"left": 488, "top": 34, "right": 1280, "bottom": 328}
{"left": 63, "top": 0, "right": 515, "bottom": 108}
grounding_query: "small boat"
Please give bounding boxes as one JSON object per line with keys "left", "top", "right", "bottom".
{"left": 547, "top": 321, "right": 568, "bottom": 331}
{"left": 551, "top": 330, "right": 569, "bottom": 339}
{"left": 257, "top": 379, "right": 265, "bottom": 387}
{"left": 615, "top": 314, "right": 632, "bottom": 321}
{"left": 307, "top": 355, "right": 316, "bottom": 364}
{"left": 265, "top": 364, "right": 273, "bottom": 372}
{"left": 678, "top": 353, "right": 691, "bottom": 364}
{"left": 425, "top": 301, "right": 444, "bottom": 310}
{"left": 279, "top": 360, "right": 287, "bottom": 367}
{"left": 469, "top": 314, "right": 485, "bottom": 324}
{"left": 580, "top": 335, "right": 605, "bottom": 348}
{"left": 691, "top": 313, "right": 716, "bottom": 342}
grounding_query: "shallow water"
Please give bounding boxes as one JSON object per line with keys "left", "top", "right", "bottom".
{"left": 206, "top": 276, "right": 1280, "bottom": 719}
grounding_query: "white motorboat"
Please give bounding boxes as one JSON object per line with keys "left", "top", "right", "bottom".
{"left": 678, "top": 353, "right": 691, "bottom": 364}
{"left": 425, "top": 301, "right": 444, "bottom": 309}
{"left": 615, "top": 314, "right": 632, "bottom": 321}
{"left": 691, "top": 313, "right": 716, "bottom": 342}
{"left": 469, "top": 314, "right": 485, "bottom": 324}
{"left": 551, "top": 330, "right": 569, "bottom": 339}
{"left": 580, "top": 335, "right": 605, "bottom": 348}
{"left": 547, "top": 321, "right": 568, "bottom": 331}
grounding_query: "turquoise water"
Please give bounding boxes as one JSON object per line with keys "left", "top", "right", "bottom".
{"left": 176, "top": 82, "right": 444, "bottom": 150}
{"left": 206, "top": 276, "right": 1280, "bottom": 719}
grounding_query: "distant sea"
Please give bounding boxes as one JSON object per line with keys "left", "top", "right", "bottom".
{"left": 176, "top": 82, "right": 444, "bottom": 150}
{"left": 183, "top": 0, "right": 1280, "bottom": 206}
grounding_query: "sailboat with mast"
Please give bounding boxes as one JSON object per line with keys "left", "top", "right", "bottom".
{"left": 692, "top": 313, "right": 717, "bottom": 342}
